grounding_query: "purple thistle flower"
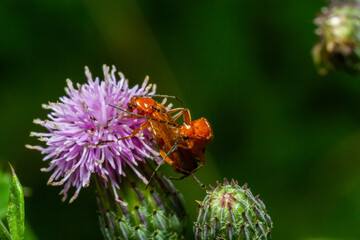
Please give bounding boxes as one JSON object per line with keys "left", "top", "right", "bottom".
{"left": 26, "top": 65, "right": 161, "bottom": 204}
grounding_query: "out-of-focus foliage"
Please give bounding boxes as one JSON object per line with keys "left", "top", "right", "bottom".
{"left": 1, "top": 0, "right": 360, "bottom": 239}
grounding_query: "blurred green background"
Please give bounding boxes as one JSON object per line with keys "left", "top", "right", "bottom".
{"left": 1, "top": 0, "right": 360, "bottom": 239}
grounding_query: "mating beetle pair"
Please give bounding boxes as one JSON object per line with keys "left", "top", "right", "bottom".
{"left": 107, "top": 94, "right": 213, "bottom": 187}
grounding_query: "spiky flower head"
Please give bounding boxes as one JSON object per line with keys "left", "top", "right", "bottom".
{"left": 194, "top": 179, "right": 273, "bottom": 240}
{"left": 312, "top": 0, "right": 360, "bottom": 75}
{"left": 26, "top": 65, "right": 161, "bottom": 203}
{"left": 97, "top": 160, "right": 187, "bottom": 240}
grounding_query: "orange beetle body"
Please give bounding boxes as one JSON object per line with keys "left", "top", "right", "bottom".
{"left": 176, "top": 118, "right": 213, "bottom": 171}
{"left": 127, "top": 96, "right": 166, "bottom": 116}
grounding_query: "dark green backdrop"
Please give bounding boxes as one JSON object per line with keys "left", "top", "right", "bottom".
{"left": 1, "top": 0, "right": 359, "bottom": 239}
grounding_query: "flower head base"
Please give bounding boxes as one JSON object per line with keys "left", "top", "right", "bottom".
{"left": 312, "top": 0, "right": 360, "bottom": 75}
{"left": 26, "top": 65, "right": 161, "bottom": 203}
{"left": 96, "top": 160, "right": 187, "bottom": 240}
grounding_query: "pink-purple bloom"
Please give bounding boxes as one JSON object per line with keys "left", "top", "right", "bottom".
{"left": 26, "top": 65, "right": 161, "bottom": 204}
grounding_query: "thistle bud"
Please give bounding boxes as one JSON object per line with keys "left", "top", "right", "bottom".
{"left": 194, "top": 179, "right": 273, "bottom": 240}
{"left": 312, "top": 0, "right": 360, "bottom": 75}
{"left": 96, "top": 161, "right": 187, "bottom": 240}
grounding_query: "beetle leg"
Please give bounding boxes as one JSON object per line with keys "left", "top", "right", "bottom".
{"left": 175, "top": 139, "right": 194, "bottom": 150}
{"left": 168, "top": 175, "right": 189, "bottom": 180}
{"left": 95, "top": 120, "right": 150, "bottom": 147}
{"left": 188, "top": 154, "right": 205, "bottom": 174}
{"left": 181, "top": 108, "right": 191, "bottom": 124}
{"left": 116, "top": 121, "right": 151, "bottom": 140}
{"left": 168, "top": 108, "right": 191, "bottom": 124}
{"left": 145, "top": 138, "right": 180, "bottom": 189}
{"left": 168, "top": 172, "right": 205, "bottom": 189}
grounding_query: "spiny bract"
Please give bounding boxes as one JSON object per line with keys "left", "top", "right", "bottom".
{"left": 194, "top": 179, "right": 273, "bottom": 240}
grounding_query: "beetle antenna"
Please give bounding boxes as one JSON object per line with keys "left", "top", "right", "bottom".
{"left": 135, "top": 94, "right": 183, "bottom": 106}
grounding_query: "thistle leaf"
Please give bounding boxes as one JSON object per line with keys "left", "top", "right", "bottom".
{"left": 0, "top": 171, "right": 11, "bottom": 219}
{"left": 7, "top": 164, "right": 24, "bottom": 240}
{"left": 0, "top": 219, "right": 12, "bottom": 240}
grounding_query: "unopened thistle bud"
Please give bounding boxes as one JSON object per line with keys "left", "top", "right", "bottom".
{"left": 96, "top": 161, "right": 187, "bottom": 240}
{"left": 312, "top": 0, "right": 360, "bottom": 75}
{"left": 194, "top": 179, "right": 273, "bottom": 240}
